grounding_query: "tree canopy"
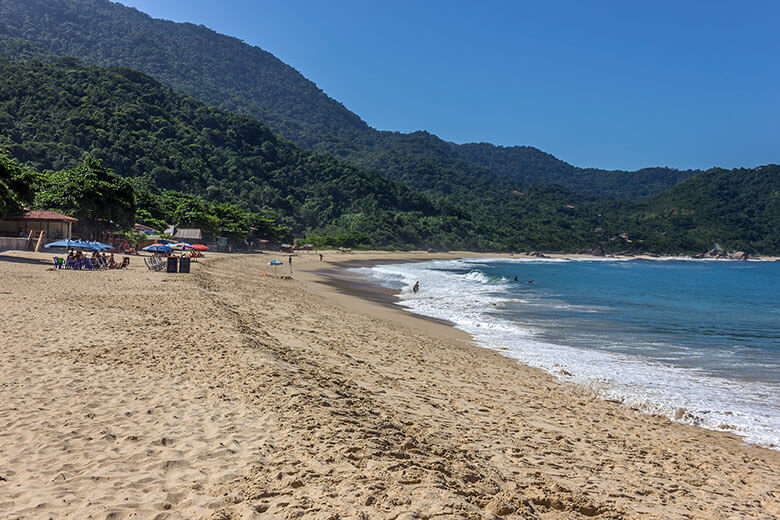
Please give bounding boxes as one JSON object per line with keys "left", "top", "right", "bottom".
{"left": 0, "top": 151, "right": 42, "bottom": 219}
{"left": 34, "top": 156, "right": 136, "bottom": 232}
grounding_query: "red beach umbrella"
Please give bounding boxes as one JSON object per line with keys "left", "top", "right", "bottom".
{"left": 190, "top": 244, "right": 209, "bottom": 251}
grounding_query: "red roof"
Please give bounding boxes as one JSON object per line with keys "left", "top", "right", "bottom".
{"left": 6, "top": 210, "right": 78, "bottom": 222}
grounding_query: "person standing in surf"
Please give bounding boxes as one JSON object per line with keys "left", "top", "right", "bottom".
{"left": 413, "top": 281, "right": 420, "bottom": 294}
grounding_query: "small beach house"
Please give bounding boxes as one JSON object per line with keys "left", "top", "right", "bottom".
{"left": 0, "top": 210, "right": 77, "bottom": 239}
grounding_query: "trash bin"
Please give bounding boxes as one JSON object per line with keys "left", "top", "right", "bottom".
{"left": 179, "top": 256, "right": 191, "bottom": 273}
{"left": 166, "top": 256, "right": 178, "bottom": 273}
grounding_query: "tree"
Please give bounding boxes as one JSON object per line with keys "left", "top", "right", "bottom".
{"left": 0, "top": 151, "right": 42, "bottom": 218}
{"left": 34, "top": 156, "right": 136, "bottom": 232}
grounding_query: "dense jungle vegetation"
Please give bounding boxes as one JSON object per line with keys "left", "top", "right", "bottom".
{"left": 0, "top": 58, "right": 776, "bottom": 253}
{"left": 0, "top": 0, "right": 697, "bottom": 202}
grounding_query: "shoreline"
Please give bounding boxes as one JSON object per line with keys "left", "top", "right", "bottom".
{"left": 2, "top": 249, "right": 778, "bottom": 518}
{"left": 303, "top": 258, "right": 469, "bottom": 335}
{"left": 298, "top": 251, "right": 779, "bottom": 451}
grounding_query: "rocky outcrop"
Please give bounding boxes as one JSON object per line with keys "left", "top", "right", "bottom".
{"left": 705, "top": 248, "right": 726, "bottom": 258}
{"left": 728, "top": 251, "right": 749, "bottom": 260}
{"left": 701, "top": 248, "right": 749, "bottom": 260}
{"left": 576, "top": 247, "right": 605, "bottom": 256}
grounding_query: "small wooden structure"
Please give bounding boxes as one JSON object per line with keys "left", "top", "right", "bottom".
{"left": 133, "top": 223, "right": 157, "bottom": 234}
{"left": 165, "top": 226, "right": 203, "bottom": 242}
{"left": 0, "top": 210, "right": 77, "bottom": 239}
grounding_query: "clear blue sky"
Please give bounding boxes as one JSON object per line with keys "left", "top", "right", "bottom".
{"left": 117, "top": 0, "right": 778, "bottom": 171}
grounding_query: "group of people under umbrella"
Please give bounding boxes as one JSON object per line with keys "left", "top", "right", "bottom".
{"left": 45, "top": 239, "right": 209, "bottom": 270}
{"left": 45, "top": 239, "right": 125, "bottom": 270}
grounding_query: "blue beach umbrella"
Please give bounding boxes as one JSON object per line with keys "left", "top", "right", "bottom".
{"left": 44, "top": 239, "right": 77, "bottom": 249}
{"left": 142, "top": 243, "right": 173, "bottom": 253}
{"left": 45, "top": 239, "right": 99, "bottom": 250}
{"left": 268, "top": 259, "right": 284, "bottom": 277}
{"left": 86, "top": 240, "right": 114, "bottom": 251}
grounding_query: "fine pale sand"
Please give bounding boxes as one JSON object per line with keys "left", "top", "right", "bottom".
{"left": 0, "top": 249, "right": 777, "bottom": 519}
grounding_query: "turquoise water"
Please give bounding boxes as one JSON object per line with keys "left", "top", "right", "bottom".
{"left": 355, "top": 258, "right": 780, "bottom": 448}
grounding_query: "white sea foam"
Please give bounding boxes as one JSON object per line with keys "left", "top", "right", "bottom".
{"left": 352, "top": 258, "right": 780, "bottom": 450}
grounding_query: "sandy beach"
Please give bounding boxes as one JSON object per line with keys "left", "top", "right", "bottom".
{"left": 0, "top": 249, "right": 778, "bottom": 519}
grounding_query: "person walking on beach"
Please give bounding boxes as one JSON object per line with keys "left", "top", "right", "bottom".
{"left": 319, "top": 253, "right": 323, "bottom": 262}
{"left": 288, "top": 255, "right": 292, "bottom": 265}
{"left": 413, "top": 281, "right": 420, "bottom": 294}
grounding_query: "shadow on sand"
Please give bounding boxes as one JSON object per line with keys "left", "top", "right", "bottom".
{"left": 0, "top": 253, "right": 51, "bottom": 266}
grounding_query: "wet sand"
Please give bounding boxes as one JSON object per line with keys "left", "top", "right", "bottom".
{"left": 0, "top": 249, "right": 777, "bottom": 519}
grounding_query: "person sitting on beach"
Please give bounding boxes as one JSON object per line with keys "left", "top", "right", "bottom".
{"left": 108, "top": 253, "right": 118, "bottom": 269}
{"left": 66, "top": 251, "right": 76, "bottom": 269}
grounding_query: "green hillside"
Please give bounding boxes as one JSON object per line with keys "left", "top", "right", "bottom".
{"left": 5, "top": 57, "right": 691, "bottom": 252}
{"left": 1, "top": 57, "right": 776, "bottom": 253}
{"left": 631, "top": 166, "right": 780, "bottom": 253}
{"left": 0, "top": 0, "right": 694, "bottom": 201}
{"left": 454, "top": 143, "right": 698, "bottom": 200}
{"left": 0, "top": 58, "right": 486, "bottom": 248}
{"left": 0, "top": 1, "right": 775, "bottom": 254}
{"left": 3, "top": 57, "right": 651, "bottom": 251}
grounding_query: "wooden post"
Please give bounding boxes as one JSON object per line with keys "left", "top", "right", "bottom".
{"left": 35, "top": 230, "right": 45, "bottom": 253}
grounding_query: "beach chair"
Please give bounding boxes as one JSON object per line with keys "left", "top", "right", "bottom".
{"left": 120, "top": 257, "right": 130, "bottom": 269}
{"left": 145, "top": 257, "right": 165, "bottom": 271}
{"left": 52, "top": 257, "right": 64, "bottom": 269}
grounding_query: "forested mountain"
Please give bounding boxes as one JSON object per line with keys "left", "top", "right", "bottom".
{"left": 0, "top": 57, "right": 644, "bottom": 252}
{"left": 0, "top": 57, "right": 776, "bottom": 253}
{"left": 0, "top": 1, "right": 775, "bottom": 253}
{"left": 0, "top": 58, "right": 477, "bottom": 248}
{"left": 0, "top": 0, "right": 694, "bottom": 201}
{"left": 0, "top": 0, "right": 370, "bottom": 151}
{"left": 0, "top": 57, "right": 633, "bottom": 251}
{"left": 454, "top": 143, "right": 698, "bottom": 200}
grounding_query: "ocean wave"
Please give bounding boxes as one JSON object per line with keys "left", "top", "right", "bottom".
{"left": 352, "top": 259, "right": 780, "bottom": 450}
